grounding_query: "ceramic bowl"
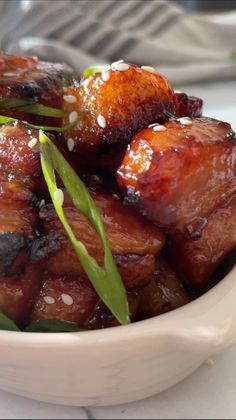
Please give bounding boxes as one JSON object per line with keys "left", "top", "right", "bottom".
{"left": 0, "top": 265, "right": 235, "bottom": 407}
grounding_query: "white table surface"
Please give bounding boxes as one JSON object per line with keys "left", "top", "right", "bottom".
{"left": 0, "top": 80, "right": 235, "bottom": 420}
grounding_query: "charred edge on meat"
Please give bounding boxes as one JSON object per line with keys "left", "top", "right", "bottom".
{"left": 29, "top": 233, "right": 62, "bottom": 263}
{"left": 0, "top": 232, "right": 28, "bottom": 275}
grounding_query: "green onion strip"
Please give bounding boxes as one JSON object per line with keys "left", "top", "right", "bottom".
{"left": 0, "top": 114, "right": 83, "bottom": 133}
{"left": 39, "top": 131, "right": 130, "bottom": 326}
{"left": 0, "top": 97, "right": 68, "bottom": 117}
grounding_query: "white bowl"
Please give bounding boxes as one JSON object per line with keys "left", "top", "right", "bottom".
{"left": 0, "top": 265, "right": 235, "bottom": 407}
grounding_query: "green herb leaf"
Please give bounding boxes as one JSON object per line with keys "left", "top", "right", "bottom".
{"left": 0, "top": 312, "right": 20, "bottom": 331}
{"left": 83, "top": 64, "right": 109, "bottom": 79}
{"left": 25, "top": 319, "right": 83, "bottom": 333}
{"left": 0, "top": 114, "right": 83, "bottom": 133}
{"left": 39, "top": 131, "right": 130, "bottom": 326}
{"left": 0, "top": 115, "right": 16, "bottom": 125}
{"left": 27, "top": 119, "right": 82, "bottom": 133}
{"left": 0, "top": 97, "right": 68, "bottom": 117}
{"left": 0, "top": 98, "right": 32, "bottom": 108}
{"left": 16, "top": 104, "right": 68, "bottom": 118}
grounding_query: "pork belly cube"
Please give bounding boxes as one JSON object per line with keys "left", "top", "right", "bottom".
{"left": 31, "top": 273, "right": 139, "bottom": 329}
{"left": 31, "top": 274, "right": 99, "bottom": 327}
{"left": 85, "top": 291, "right": 139, "bottom": 330}
{"left": 0, "top": 177, "right": 38, "bottom": 275}
{"left": 169, "top": 194, "right": 236, "bottom": 288}
{"left": 117, "top": 117, "right": 236, "bottom": 236}
{"left": 62, "top": 64, "right": 174, "bottom": 154}
{"left": 0, "top": 53, "right": 75, "bottom": 125}
{"left": 39, "top": 192, "right": 165, "bottom": 290}
{"left": 138, "top": 259, "right": 193, "bottom": 319}
{"left": 0, "top": 264, "right": 42, "bottom": 326}
{"left": 0, "top": 179, "right": 37, "bottom": 236}
{"left": 173, "top": 92, "right": 203, "bottom": 118}
{"left": 0, "top": 121, "right": 41, "bottom": 183}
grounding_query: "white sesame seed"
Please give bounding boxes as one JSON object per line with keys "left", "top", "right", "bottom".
{"left": 67, "top": 137, "right": 75, "bottom": 152}
{"left": 101, "top": 70, "right": 110, "bottom": 82}
{"left": 3, "top": 72, "right": 17, "bottom": 77}
{"left": 39, "top": 199, "right": 45, "bottom": 209}
{"left": 148, "top": 123, "right": 159, "bottom": 128}
{"left": 28, "top": 137, "right": 38, "bottom": 149}
{"left": 141, "top": 65, "right": 155, "bottom": 73}
{"left": 44, "top": 296, "right": 55, "bottom": 305}
{"left": 174, "top": 90, "right": 183, "bottom": 94}
{"left": 63, "top": 94, "right": 77, "bottom": 103}
{"left": 69, "top": 111, "right": 78, "bottom": 124}
{"left": 204, "top": 358, "right": 214, "bottom": 367}
{"left": 54, "top": 188, "right": 64, "bottom": 207}
{"left": 153, "top": 125, "right": 167, "bottom": 132}
{"left": 177, "top": 117, "right": 193, "bottom": 126}
{"left": 61, "top": 293, "right": 74, "bottom": 306}
{"left": 97, "top": 114, "right": 106, "bottom": 129}
{"left": 111, "top": 59, "right": 124, "bottom": 67}
{"left": 112, "top": 62, "right": 130, "bottom": 72}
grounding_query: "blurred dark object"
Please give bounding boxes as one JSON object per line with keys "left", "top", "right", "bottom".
{"left": 171, "top": 0, "right": 236, "bottom": 11}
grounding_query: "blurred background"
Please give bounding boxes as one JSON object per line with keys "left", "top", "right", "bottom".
{"left": 0, "top": 0, "right": 235, "bottom": 124}
{"left": 173, "top": 0, "right": 236, "bottom": 11}
{"left": 1, "top": 1, "right": 234, "bottom": 81}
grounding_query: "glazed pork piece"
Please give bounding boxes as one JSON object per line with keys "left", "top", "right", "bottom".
{"left": 30, "top": 273, "right": 139, "bottom": 329}
{"left": 62, "top": 63, "right": 174, "bottom": 155}
{"left": 117, "top": 117, "right": 236, "bottom": 235}
{"left": 170, "top": 194, "right": 236, "bottom": 288}
{"left": 0, "top": 121, "right": 41, "bottom": 186}
{"left": 138, "top": 259, "right": 193, "bottom": 319}
{"left": 0, "top": 264, "right": 42, "bottom": 326}
{"left": 37, "top": 192, "right": 165, "bottom": 291}
{"left": 0, "top": 53, "right": 76, "bottom": 125}
{"left": 173, "top": 92, "right": 203, "bottom": 118}
{"left": 117, "top": 117, "right": 236, "bottom": 287}
{"left": 0, "top": 122, "right": 41, "bottom": 276}
{"left": 0, "top": 179, "right": 37, "bottom": 275}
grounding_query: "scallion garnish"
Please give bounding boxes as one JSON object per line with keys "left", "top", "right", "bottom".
{"left": 0, "top": 313, "right": 83, "bottom": 332}
{"left": 15, "top": 103, "right": 68, "bottom": 118}
{"left": 0, "top": 312, "right": 20, "bottom": 331}
{"left": 0, "top": 116, "right": 16, "bottom": 125}
{"left": 26, "top": 118, "right": 83, "bottom": 133}
{"left": 0, "top": 114, "right": 83, "bottom": 133}
{"left": 39, "top": 131, "right": 130, "bottom": 326}
{"left": 25, "top": 320, "right": 84, "bottom": 333}
{"left": 0, "top": 97, "right": 68, "bottom": 118}
{"left": 0, "top": 98, "right": 32, "bottom": 108}
{"left": 83, "top": 64, "right": 109, "bottom": 79}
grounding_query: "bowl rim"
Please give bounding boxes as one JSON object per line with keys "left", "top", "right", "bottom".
{"left": 0, "top": 265, "right": 235, "bottom": 348}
